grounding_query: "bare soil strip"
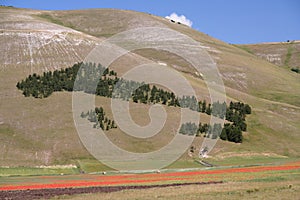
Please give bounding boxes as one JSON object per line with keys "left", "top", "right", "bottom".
{"left": 0, "top": 181, "right": 223, "bottom": 200}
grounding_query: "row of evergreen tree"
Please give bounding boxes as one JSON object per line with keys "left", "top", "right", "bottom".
{"left": 17, "top": 62, "right": 251, "bottom": 143}
{"left": 16, "top": 62, "right": 118, "bottom": 98}
{"left": 16, "top": 62, "right": 204, "bottom": 108}
{"left": 16, "top": 62, "right": 179, "bottom": 106}
{"left": 16, "top": 62, "right": 250, "bottom": 117}
{"left": 179, "top": 122, "right": 243, "bottom": 143}
{"left": 80, "top": 107, "right": 117, "bottom": 131}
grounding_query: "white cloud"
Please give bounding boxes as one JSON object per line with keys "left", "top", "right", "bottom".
{"left": 165, "top": 13, "right": 193, "bottom": 27}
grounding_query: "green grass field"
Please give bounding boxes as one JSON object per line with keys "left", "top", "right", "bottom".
{"left": 0, "top": 167, "right": 79, "bottom": 177}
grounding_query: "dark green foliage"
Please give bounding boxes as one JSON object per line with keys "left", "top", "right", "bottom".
{"left": 226, "top": 101, "right": 251, "bottom": 132}
{"left": 205, "top": 103, "right": 212, "bottom": 115}
{"left": 211, "top": 101, "right": 227, "bottom": 119}
{"left": 16, "top": 62, "right": 118, "bottom": 98}
{"left": 221, "top": 123, "right": 243, "bottom": 143}
{"left": 181, "top": 122, "right": 223, "bottom": 139}
{"left": 180, "top": 121, "right": 244, "bottom": 143}
{"left": 211, "top": 123, "right": 222, "bottom": 139}
{"left": 198, "top": 100, "right": 250, "bottom": 142}
{"left": 228, "top": 101, "right": 251, "bottom": 115}
{"left": 197, "top": 122, "right": 209, "bottom": 135}
{"left": 17, "top": 62, "right": 182, "bottom": 107}
{"left": 114, "top": 80, "right": 180, "bottom": 106}
{"left": 220, "top": 128, "right": 228, "bottom": 140}
{"left": 81, "top": 106, "right": 117, "bottom": 131}
{"left": 179, "top": 122, "right": 198, "bottom": 135}
{"left": 291, "top": 68, "right": 300, "bottom": 73}
{"left": 178, "top": 95, "right": 198, "bottom": 111}
{"left": 201, "top": 100, "right": 207, "bottom": 113}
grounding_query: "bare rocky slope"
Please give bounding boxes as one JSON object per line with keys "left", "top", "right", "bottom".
{"left": 0, "top": 6, "right": 299, "bottom": 168}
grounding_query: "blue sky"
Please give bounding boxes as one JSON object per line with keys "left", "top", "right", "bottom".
{"left": 2, "top": 0, "right": 299, "bottom": 44}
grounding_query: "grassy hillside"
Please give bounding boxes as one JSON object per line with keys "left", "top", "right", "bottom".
{"left": 0, "top": 6, "right": 299, "bottom": 170}
{"left": 238, "top": 41, "right": 300, "bottom": 71}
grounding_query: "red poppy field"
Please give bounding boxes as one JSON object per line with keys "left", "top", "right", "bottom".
{"left": 0, "top": 161, "right": 299, "bottom": 199}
